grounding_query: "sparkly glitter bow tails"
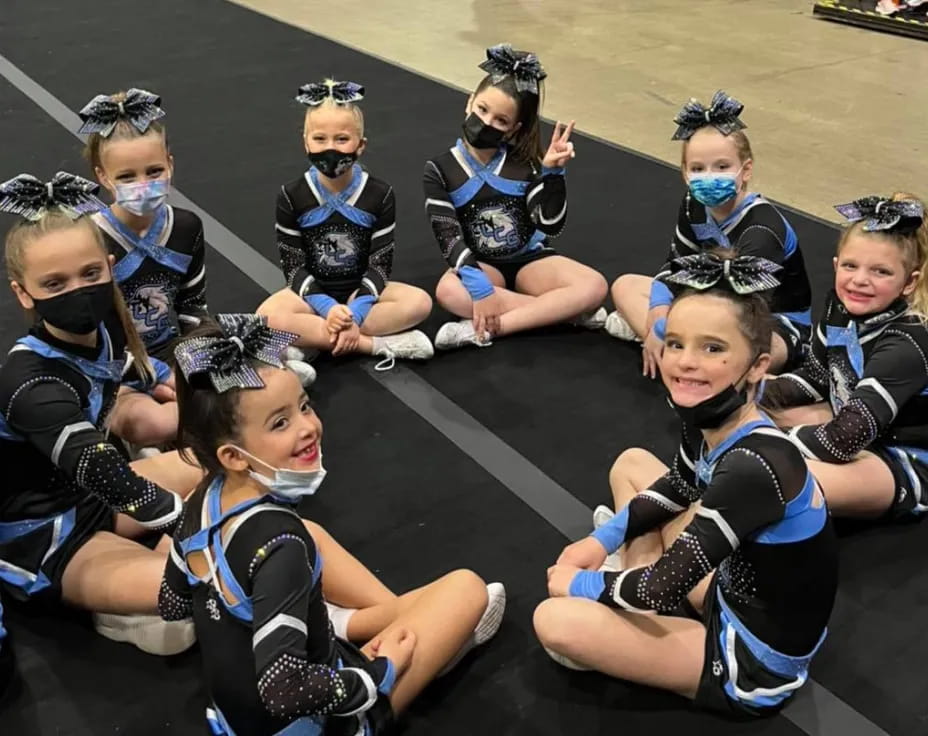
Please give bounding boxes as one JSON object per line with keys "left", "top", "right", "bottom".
{"left": 295, "top": 79, "right": 365, "bottom": 106}
{"left": 77, "top": 88, "right": 166, "bottom": 137}
{"left": 672, "top": 90, "right": 747, "bottom": 141}
{"left": 663, "top": 253, "right": 781, "bottom": 295}
{"left": 835, "top": 196, "right": 925, "bottom": 233}
{"left": 479, "top": 44, "right": 547, "bottom": 95}
{"left": 0, "top": 172, "right": 106, "bottom": 221}
{"left": 174, "top": 314, "right": 299, "bottom": 393}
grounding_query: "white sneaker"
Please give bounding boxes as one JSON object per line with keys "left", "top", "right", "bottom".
{"left": 371, "top": 330, "right": 434, "bottom": 370}
{"left": 593, "top": 504, "right": 614, "bottom": 529}
{"left": 571, "top": 307, "right": 607, "bottom": 330}
{"left": 324, "top": 601, "right": 357, "bottom": 640}
{"left": 93, "top": 613, "right": 196, "bottom": 656}
{"left": 604, "top": 311, "right": 639, "bottom": 342}
{"left": 543, "top": 646, "right": 592, "bottom": 671}
{"left": 439, "top": 582, "right": 506, "bottom": 675}
{"left": 435, "top": 319, "right": 492, "bottom": 351}
{"left": 284, "top": 346, "right": 320, "bottom": 363}
{"left": 286, "top": 360, "right": 317, "bottom": 387}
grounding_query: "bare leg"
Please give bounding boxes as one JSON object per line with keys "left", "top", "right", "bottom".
{"left": 61, "top": 531, "right": 166, "bottom": 614}
{"left": 610, "top": 273, "right": 653, "bottom": 339}
{"left": 765, "top": 402, "right": 833, "bottom": 429}
{"left": 359, "top": 282, "right": 432, "bottom": 337}
{"left": 808, "top": 451, "right": 895, "bottom": 518}
{"left": 258, "top": 288, "right": 374, "bottom": 354}
{"left": 495, "top": 256, "right": 607, "bottom": 335}
{"left": 608, "top": 448, "right": 671, "bottom": 568}
{"left": 361, "top": 570, "right": 487, "bottom": 714}
{"left": 435, "top": 265, "right": 533, "bottom": 319}
{"left": 534, "top": 597, "right": 705, "bottom": 698}
{"left": 769, "top": 333, "right": 789, "bottom": 374}
{"left": 107, "top": 387, "right": 178, "bottom": 447}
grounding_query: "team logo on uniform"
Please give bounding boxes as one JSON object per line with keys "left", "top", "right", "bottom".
{"left": 314, "top": 231, "right": 360, "bottom": 271}
{"left": 712, "top": 659, "right": 724, "bottom": 677}
{"left": 472, "top": 206, "right": 521, "bottom": 254}
{"left": 206, "top": 597, "right": 221, "bottom": 621}
{"left": 131, "top": 284, "right": 173, "bottom": 346}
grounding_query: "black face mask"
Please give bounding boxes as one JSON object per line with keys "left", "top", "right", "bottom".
{"left": 668, "top": 359, "right": 758, "bottom": 430}
{"left": 462, "top": 112, "right": 506, "bottom": 150}
{"left": 30, "top": 281, "right": 114, "bottom": 336}
{"left": 307, "top": 149, "right": 358, "bottom": 178}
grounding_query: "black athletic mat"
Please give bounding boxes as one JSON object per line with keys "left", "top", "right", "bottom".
{"left": 814, "top": 0, "right": 928, "bottom": 40}
{"left": 1, "top": 1, "right": 926, "bottom": 734}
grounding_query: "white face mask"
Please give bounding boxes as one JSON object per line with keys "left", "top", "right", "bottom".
{"left": 231, "top": 445, "right": 327, "bottom": 502}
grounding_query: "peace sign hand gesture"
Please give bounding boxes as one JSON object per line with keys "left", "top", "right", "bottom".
{"left": 542, "top": 120, "right": 576, "bottom": 170}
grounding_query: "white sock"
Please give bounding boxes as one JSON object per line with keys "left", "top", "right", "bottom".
{"left": 324, "top": 601, "right": 357, "bottom": 640}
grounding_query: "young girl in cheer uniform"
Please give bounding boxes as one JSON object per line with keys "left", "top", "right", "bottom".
{"left": 0, "top": 172, "right": 201, "bottom": 655}
{"left": 762, "top": 194, "right": 928, "bottom": 519}
{"left": 607, "top": 91, "right": 812, "bottom": 378}
{"left": 79, "top": 88, "right": 208, "bottom": 446}
{"left": 161, "top": 314, "right": 505, "bottom": 734}
{"left": 424, "top": 44, "right": 608, "bottom": 349}
{"left": 258, "top": 80, "right": 434, "bottom": 374}
{"left": 536, "top": 253, "right": 837, "bottom": 718}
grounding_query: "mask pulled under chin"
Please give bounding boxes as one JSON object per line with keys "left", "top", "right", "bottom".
{"left": 234, "top": 445, "right": 327, "bottom": 502}
{"left": 462, "top": 112, "right": 506, "bottom": 150}
{"left": 307, "top": 149, "right": 358, "bottom": 178}
{"left": 667, "top": 359, "right": 758, "bottom": 429}
{"left": 30, "top": 281, "right": 115, "bottom": 336}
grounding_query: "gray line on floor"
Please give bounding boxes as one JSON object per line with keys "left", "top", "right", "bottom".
{"left": 0, "top": 49, "right": 886, "bottom": 736}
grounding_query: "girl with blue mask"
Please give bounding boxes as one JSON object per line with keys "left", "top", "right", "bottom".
{"left": 78, "top": 89, "right": 211, "bottom": 451}
{"left": 537, "top": 253, "right": 837, "bottom": 719}
{"left": 605, "top": 90, "right": 813, "bottom": 379}
{"left": 80, "top": 89, "right": 209, "bottom": 364}
{"left": 165, "top": 314, "right": 506, "bottom": 736}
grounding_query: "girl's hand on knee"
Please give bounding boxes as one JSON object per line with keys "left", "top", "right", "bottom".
{"left": 547, "top": 563, "right": 582, "bottom": 598}
{"left": 557, "top": 537, "right": 607, "bottom": 571}
{"left": 371, "top": 627, "right": 417, "bottom": 675}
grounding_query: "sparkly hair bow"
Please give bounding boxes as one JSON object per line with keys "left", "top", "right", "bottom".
{"left": 174, "top": 314, "right": 299, "bottom": 393}
{"left": 834, "top": 196, "right": 924, "bottom": 233}
{"left": 295, "top": 79, "right": 365, "bottom": 107}
{"left": 671, "top": 90, "right": 747, "bottom": 141}
{"left": 663, "top": 253, "right": 781, "bottom": 295}
{"left": 0, "top": 171, "right": 106, "bottom": 221}
{"left": 77, "top": 88, "right": 166, "bottom": 137}
{"left": 478, "top": 44, "right": 547, "bottom": 95}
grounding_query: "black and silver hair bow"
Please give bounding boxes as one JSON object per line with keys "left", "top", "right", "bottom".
{"left": 77, "top": 88, "right": 166, "bottom": 137}
{"left": 671, "top": 90, "right": 747, "bottom": 141}
{"left": 0, "top": 172, "right": 106, "bottom": 221}
{"left": 174, "top": 314, "right": 299, "bottom": 393}
{"left": 295, "top": 79, "right": 365, "bottom": 107}
{"left": 663, "top": 253, "right": 781, "bottom": 295}
{"left": 478, "top": 44, "right": 547, "bottom": 95}
{"left": 835, "top": 196, "right": 924, "bottom": 233}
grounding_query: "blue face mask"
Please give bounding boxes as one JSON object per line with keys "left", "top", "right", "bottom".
{"left": 115, "top": 178, "right": 169, "bottom": 216}
{"left": 688, "top": 169, "right": 741, "bottom": 208}
{"left": 233, "top": 446, "right": 327, "bottom": 503}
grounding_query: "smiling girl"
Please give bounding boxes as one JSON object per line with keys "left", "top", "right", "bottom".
{"left": 424, "top": 44, "right": 607, "bottom": 349}
{"left": 607, "top": 91, "right": 812, "bottom": 378}
{"left": 762, "top": 194, "right": 928, "bottom": 519}
{"left": 535, "top": 252, "right": 836, "bottom": 717}
{"left": 161, "top": 314, "right": 505, "bottom": 734}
